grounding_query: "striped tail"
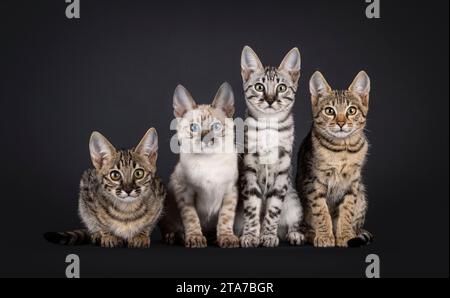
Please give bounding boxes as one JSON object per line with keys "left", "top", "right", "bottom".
{"left": 348, "top": 230, "right": 374, "bottom": 248}
{"left": 44, "top": 229, "right": 91, "bottom": 246}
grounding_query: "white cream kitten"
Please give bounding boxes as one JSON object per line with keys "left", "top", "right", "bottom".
{"left": 159, "top": 83, "right": 240, "bottom": 248}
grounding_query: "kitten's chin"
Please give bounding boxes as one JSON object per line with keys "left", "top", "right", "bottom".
{"left": 116, "top": 196, "right": 140, "bottom": 203}
{"left": 194, "top": 148, "right": 223, "bottom": 155}
{"left": 331, "top": 131, "right": 352, "bottom": 139}
{"left": 263, "top": 108, "right": 283, "bottom": 114}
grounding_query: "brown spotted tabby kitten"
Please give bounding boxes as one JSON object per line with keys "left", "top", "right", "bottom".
{"left": 296, "top": 71, "right": 373, "bottom": 248}
{"left": 45, "top": 128, "right": 166, "bottom": 248}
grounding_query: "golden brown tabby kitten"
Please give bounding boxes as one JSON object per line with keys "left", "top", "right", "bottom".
{"left": 296, "top": 71, "right": 374, "bottom": 248}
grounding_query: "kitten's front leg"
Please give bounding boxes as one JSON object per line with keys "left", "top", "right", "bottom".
{"left": 128, "top": 231, "right": 151, "bottom": 249}
{"left": 100, "top": 231, "right": 125, "bottom": 248}
{"left": 306, "top": 181, "right": 335, "bottom": 247}
{"left": 240, "top": 166, "right": 263, "bottom": 248}
{"left": 260, "top": 174, "right": 289, "bottom": 248}
{"left": 280, "top": 190, "right": 305, "bottom": 246}
{"left": 261, "top": 197, "right": 283, "bottom": 247}
{"left": 217, "top": 185, "right": 240, "bottom": 248}
{"left": 335, "top": 183, "right": 358, "bottom": 247}
{"left": 175, "top": 188, "right": 207, "bottom": 248}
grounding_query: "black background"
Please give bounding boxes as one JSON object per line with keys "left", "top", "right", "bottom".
{"left": 0, "top": 0, "right": 448, "bottom": 278}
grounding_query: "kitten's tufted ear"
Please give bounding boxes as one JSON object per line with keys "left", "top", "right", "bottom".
{"left": 89, "top": 132, "right": 116, "bottom": 170}
{"left": 212, "top": 82, "right": 235, "bottom": 118}
{"left": 309, "top": 71, "right": 332, "bottom": 106}
{"left": 173, "top": 85, "right": 197, "bottom": 118}
{"left": 135, "top": 128, "right": 158, "bottom": 167}
{"left": 241, "top": 46, "right": 264, "bottom": 82}
{"left": 279, "top": 47, "right": 301, "bottom": 83}
{"left": 349, "top": 71, "right": 371, "bottom": 107}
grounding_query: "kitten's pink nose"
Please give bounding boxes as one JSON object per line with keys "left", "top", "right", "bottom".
{"left": 336, "top": 114, "right": 346, "bottom": 128}
{"left": 201, "top": 130, "right": 211, "bottom": 142}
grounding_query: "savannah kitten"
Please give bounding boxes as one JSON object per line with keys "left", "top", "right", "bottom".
{"left": 297, "top": 71, "right": 373, "bottom": 248}
{"left": 159, "top": 83, "right": 240, "bottom": 248}
{"left": 236, "top": 46, "right": 304, "bottom": 248}
{"left": 45, "top": 128, "right": 166, "bottom": 248}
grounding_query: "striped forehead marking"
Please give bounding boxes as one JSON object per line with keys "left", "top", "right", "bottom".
{"left": 264, "top": 67, "right": 279, "bottom": 81}
{"left": 116, "top": 150, "right": 135, "bottom": 169}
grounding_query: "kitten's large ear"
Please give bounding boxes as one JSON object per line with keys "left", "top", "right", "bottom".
{"left": 135, "top": 128, "right": 158, "bottom": 166}
{"left": 89, "top": 132, "right": 116, "bottom": 170}
{"left": 212, "top": 82, "right": 235, "bottom": 118}
{"left": 241, "top": 46, "right": 264, "bottom": 82}
{"left": 173, "top": 85, "right": 197, "bottom": 118}
{"left": 309, "top": 71, "right": 332, "bottom": 106}
{"left": 349, "top": 71, "right": 371, "bottom": 107}
{"left": 279, "top": 47, "right": 301, "bottom": 83}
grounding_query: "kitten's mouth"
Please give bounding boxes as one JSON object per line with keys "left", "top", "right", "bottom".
{"left": 254, "top": 106, "right": 279, "bottom": 114}
{"left": 253, "top": 101, "right": 291, "bottom": 114}
{"left": 200, "top": 141, "right": 221, "bottom": 153}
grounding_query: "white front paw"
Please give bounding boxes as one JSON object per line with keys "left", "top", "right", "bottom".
{"left": 286, "top": 231, "right": 305, "bottom": 246}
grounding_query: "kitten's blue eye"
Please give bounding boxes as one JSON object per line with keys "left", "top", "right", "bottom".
{"left": 255, "top": 83, "right": 265, "bottom": 92}
{"left": 211, "top": 122, "right": 222, "bottom": 132}
{"left": 190, "top": 123, "right": 201, "bottom": 133}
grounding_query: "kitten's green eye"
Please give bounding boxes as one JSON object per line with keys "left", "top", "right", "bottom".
{"left": 277, "top": 84, "right": 288, "bottom": 93}
{"left": 133, "top": 169, "right": 145, "bottom": 179}
{"left": 324, "top": 107, "right": 336, "bottom": 116}
{"left": 347, "top": 107, "right": 358, "bottom": 116}
{"left": 110, "top": 171, "right": 122, "bottom": 181}
{"left": 254, "top": 83, "right": 265, "bottom": 92}
{"left": 211, "top": 122, "right": 222, "bottom": 132}
{"left": 190, "top": 123, "right": 201, "bottom": 133}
